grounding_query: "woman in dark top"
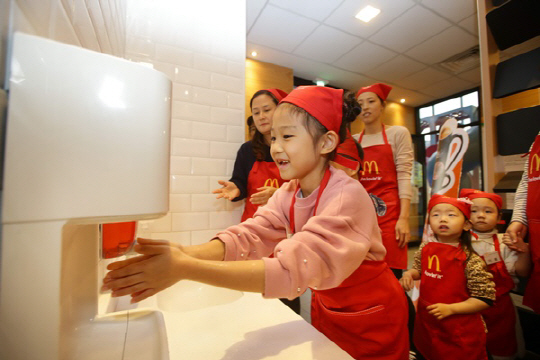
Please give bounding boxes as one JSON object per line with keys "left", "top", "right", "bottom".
{"left": 213, "top": 89, "right": 288, "bottom": 222}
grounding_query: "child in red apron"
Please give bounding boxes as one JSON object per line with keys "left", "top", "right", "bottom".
{"left": 213, "top": 88, "right": 288, "bottom": 222}
{"left": 103, "top": 86, "right": 409, "bottom": 360}
{"left": 400, "top": 195, "right": 496, "bottom": 360}
{"left": 461, "top": 189, "right": 532, "bottom": 360}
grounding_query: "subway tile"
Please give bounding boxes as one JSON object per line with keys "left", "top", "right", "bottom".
{"left": 170, "top": 118, "right": 192, "bottom": 138}
{"left": 155, "top": 43, "right": 193, "bottom": 67}
{"left": 192, "top": 87, "right": 228, "bottom": 107}
{"left": 191, "top": 122, "right": 227, "bottom": 141}
{"left": 210, "top": 141, "right": 242, "bottom": 160}
{"left": 171, "top": 138, "right": 210, "bottom": 157}
{"left": 210, "top": 107, "right": 244, "bottom": 126}
{"left": 191, "top": 194, "right": 227, "bottom": 212}
{"left": 171, "top": 175, "right": 209, "bottom": 194}
{"left": 191, "top": 157, "right": 227, "bottom": 176}
{"left": 151, "top": 61, "right": 175, "bottom": 80}
{"left": 175, "top": 66, "right": 211, "bottom": 87}
{"left": 227, "top": 61, "right": 245, "bottom": 78}
{"left": 194, "top": 53, "right": 227, "bottom": 74}
{"left": 172, "top": 83, "right": 193, "bottom": 101}
{"left": 227, "top": 92, "right": 244, "bottom": 110}
{"left": 226, "top": 199, "right": 245, "bottom": 212}
{"left": 126, "top": 35, "right": 154, "bottom": 57}
{"left": 146, "top": 212, "right": 172, "bottom": 233}
{"left": 227, "top": 125, "right": 244, "bottom": 143}
{"left": 172, "top": 212, "right": 209, "bottom": 231}
{"left": 172, "top": 101, "right": 211, "bottom": 122}
{"left": 191, "top": 229, "right": 221, "bottom": 245}
{"left": 208, "top": 210, "right": 242, "bottom": 229}
{"left": 170, "top": 194, "right": 192, "bottom": 213}
{"left": 211, "top": 73, "right": 243, "bottom": 94}
{"left": 170, "top": 156, "right": 191, "bottom": 175}
{"left": 226, "top": 160, "right": 235, "bottom": 176}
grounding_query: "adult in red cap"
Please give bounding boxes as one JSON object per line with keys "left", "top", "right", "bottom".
{"left": 354, "top": 82, "right": 414, "bottom": 277}
{"left": 461, "top": 188, "right": 531, "bottom": 359}
{"left": 212, "top": 88, "right": 298, "bottom": 314}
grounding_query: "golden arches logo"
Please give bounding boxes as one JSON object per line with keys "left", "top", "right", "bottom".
{"left": 530, "top": 154, "right": 540, "bottom": 175}
{"left": 264, "top": 178, "right": 280, "bottom": 188}
{"left": 428, "top": 255, "right": 441, "bottom": 272}
{"left": 362, "top": 161, "right": 379, "bottom": 175}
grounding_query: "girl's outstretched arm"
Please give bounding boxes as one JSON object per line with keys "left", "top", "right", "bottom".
{"left": 102, "top": 238, "right": 265, "bottom": 303}
{"left": 427, "top": 298, "right": 490, "bottom": 320}
{"left": 399, "top": 269, "right": 419, "bottom": 291}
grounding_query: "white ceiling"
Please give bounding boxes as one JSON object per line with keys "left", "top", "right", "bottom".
{"left": 247, "top": 0, "right": 482, "bottom": 107}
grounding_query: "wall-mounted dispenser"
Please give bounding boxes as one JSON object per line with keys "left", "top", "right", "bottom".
{"left": 0, "top": 32, "right": 171, "bottom": 360}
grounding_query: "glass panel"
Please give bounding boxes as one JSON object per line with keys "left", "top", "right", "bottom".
{"left": 462, "top": 91, "right": 479, "bottom": 108}
{"left": 419, "top": 106, "right": 433, "bottom": 119}
{"left": 433, "top": 97, "right": 461, "bottom": 115}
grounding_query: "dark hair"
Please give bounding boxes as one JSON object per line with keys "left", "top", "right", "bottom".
{"left": 276, "top": 90, "right": 361, "bottom": 161}
{"left": 246, "top": 115, "right": 253, "bottom": 127}
{"left": 459, "top": 229, "right": 477, "bottom": 264}
{"left": 250, "top": 90, "right": 280, "bottom": 160}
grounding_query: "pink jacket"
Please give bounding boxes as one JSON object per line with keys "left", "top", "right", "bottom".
{"left": 216, "top": 166, "right": 386, "bottom": 299}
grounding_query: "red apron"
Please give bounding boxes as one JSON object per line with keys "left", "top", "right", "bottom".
{"left": 359, "top": 126, "right": 407, "bottom": 269}
{"left": 242, "top": 160, "right": 283, "bottom": 222}
{"left": 524, "top": 134, "right": 540, "bottom": 313}
{"left": 480, "top": 234, "right": 517, "bottom": 357}
{"left": 290, "top": 168, "right": 409, "bottom": 360}
{"left": 414, "top": 242, "right": 487, "bottom": 360}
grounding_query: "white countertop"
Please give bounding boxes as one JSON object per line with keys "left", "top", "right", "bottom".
{"left": 134, "top": 282, "right": 353, "bottom": 360}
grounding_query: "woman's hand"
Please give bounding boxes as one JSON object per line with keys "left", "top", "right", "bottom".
{"left": 505, "top": 222, "right": 528, "bottom": 252}
{"left": 427, "top": 303, "right": 454, "bottom": 320}
{"left": 212, "top": 180, "right": 240, "bottom": 201}
{"left": 250, "top": 186, "right": 278, "bottom": 205}
{"left": 399, "top": 272, "right": 414, "bottom": 291}
{"left": 102, "top": 238, "right": 191, "bottom": 303}
{"left": 395, "top": 217, "right": 410, "bottom": 248}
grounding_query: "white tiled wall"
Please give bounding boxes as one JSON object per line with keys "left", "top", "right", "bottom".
{"left": 124, "top": 0, "right": 246, "bottom": 245}
{"left": 9, "top": 0, "right": 247, "bottom": 245}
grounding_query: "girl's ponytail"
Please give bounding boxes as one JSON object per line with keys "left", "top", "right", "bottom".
{"left": 339, "top": 91, "right": 361, "bottom": 142}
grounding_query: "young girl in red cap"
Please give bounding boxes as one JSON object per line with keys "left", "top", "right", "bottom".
{"left": 460, "top": 189, "right": 532, "bottom": 360}
{"left": 102, "top": 86, "right": 409, "bottom": 360}
{"left": 400, "top": 194, "right": 496, "bottom": 360}
{"left": 354, "top": 83, "right": 413, "bottom": 278}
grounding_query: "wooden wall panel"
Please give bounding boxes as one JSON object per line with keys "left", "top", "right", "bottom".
{"left": 501, "top": 88, "right": 540, "bottom": 113}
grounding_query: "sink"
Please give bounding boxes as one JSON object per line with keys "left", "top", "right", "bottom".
{"left": 157, "top": 280, "right": 243, "bottom": 313}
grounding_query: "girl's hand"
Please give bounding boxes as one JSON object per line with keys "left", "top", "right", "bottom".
{"left": 250, "top": 186, "right": 277, "bottom": 205}
{"left": 505, "top": 222, "right": 528, "bottom": 251}
{"left": 212, "top": 180, "right": 240, "bottom": 201}
{"left": 399, "top": 272, "right": 414, "bottom": 291}
{"left": 502, "top": 232, "right": 529, "bottom": 253}
{"left": 102, "top": 238, "right": 190, "bottom": 303}
{"left": 427, "top": 303, "right": 454, "bottom": 320}
{"left": 395, "top": 218, "right": 410, "bottom": 248}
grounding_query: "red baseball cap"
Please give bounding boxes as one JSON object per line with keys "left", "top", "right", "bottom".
{"left": 428, "top": 194, "right": 472, "bottom": 219}
{"left": 265, "top": 88, "right": 288, "bottom": 102}
{"left": 356, "top": 83, "right": 392, "bottom": 101}
{"left": 459, "top": 189, "right": 503, "bottom": 210}
{"left": 280, "top": 86, "right": 343, "bottom": 134}
{"left": 335, "top": 131, "right": 361, "bottom": 171}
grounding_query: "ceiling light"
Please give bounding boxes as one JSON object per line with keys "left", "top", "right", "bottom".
{"left": 251, "top": 51, "right": 258, "bottom": 57}
{"left": 355, "top": 6, "right": 381, "bottom": 23}
{"left": 400, "top": 99, "right": 405, "bottom": 103}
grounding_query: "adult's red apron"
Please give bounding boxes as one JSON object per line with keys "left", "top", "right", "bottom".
{"left": 242, "top": 160, "right": 283, "bottom": 222}
{"left": 524, "top": 133, "right": 540, "bottom": 313}
{"left": 414, "top": 242, "right": 487, "bottom": 360}
{"left": 290, "top": 168, "right": 409, "bottom": 360}
{"left": 480, "top": 234, "right": 517, "bottom": 357}
{"left": 359, "top": 125, "right": 407, "bottom": 269}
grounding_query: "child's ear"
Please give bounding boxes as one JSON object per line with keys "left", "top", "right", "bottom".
{"left": 463, "top": 220, "right": 473, "bottom": 231}
{"left": 320, "top": 131, "right": 339, "bottom": 155}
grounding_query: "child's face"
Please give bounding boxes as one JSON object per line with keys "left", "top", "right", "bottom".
{"left": 251, "top": 94, "right": 277, "bottom": 135}
{"left": 470, "top": 198, "right": 500, "bottom": 233}
{"left": 270, "top": 107, "right": 322, "bottom": 182}
{"left": 429, "top": 203, "right": 471, "bottom": 242}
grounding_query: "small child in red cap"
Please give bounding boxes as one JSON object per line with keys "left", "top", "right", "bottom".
{"left": 400, "top": 194, "right": 496, "bottom": 360}
{"left": 460, "top": 189, "right": 532, "bottom": 360}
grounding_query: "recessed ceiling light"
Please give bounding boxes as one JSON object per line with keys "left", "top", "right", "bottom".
{"left": 400, "top": 99, "right": 406, "bottom": 103}
{"left": 355, "top": 5, "right": 381, "bottom": 23}
{"left": 251, "top": 51, "right": 258, "bottom": 57}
